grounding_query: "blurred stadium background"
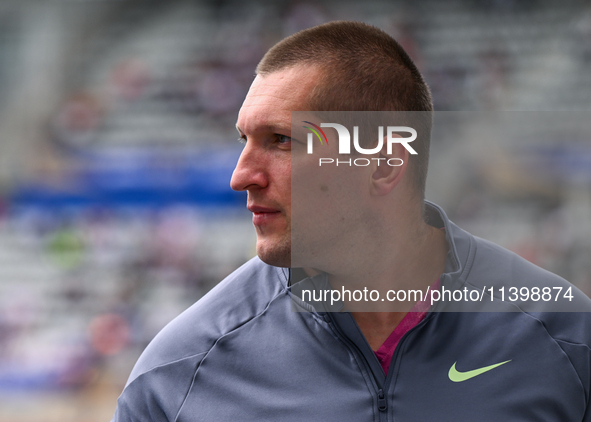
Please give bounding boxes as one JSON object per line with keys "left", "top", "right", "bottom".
{"left": 0, "top": 0, "right": 590, "bottom": 420}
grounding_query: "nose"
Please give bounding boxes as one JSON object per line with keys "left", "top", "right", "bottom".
{"left": 230, "top": 143, "right": 268, "bottom": 192}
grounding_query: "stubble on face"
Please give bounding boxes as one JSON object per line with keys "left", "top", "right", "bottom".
{"left": 233, "top": 65, "right": 323, "bottom": 268}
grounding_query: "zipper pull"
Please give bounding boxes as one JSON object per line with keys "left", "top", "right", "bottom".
{"left": 377, "top": 389, "right": 388, "bottom": 412}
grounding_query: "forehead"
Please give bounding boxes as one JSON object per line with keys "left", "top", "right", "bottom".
{"left": 236, "top": 66, "right": 322, "bottom": 134}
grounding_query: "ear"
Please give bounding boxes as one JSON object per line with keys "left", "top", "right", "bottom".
{"left": 369, "top": 134, "right": 409, "bottom": 196}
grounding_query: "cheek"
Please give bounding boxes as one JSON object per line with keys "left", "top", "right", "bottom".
{"left": 270, "top": 158, "right": 292, "bottom": 207}
{"left": 291, "top": 154, "right": 369, "bottom": 223}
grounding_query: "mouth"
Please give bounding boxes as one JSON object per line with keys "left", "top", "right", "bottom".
{"left": 248, "top": 205, "right": 282, "bottom": 226}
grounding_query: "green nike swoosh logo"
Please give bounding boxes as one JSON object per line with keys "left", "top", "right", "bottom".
{"left": 448, "top": 360, "right": 511, "bottom": 382}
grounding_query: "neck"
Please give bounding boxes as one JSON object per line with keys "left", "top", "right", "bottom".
{"left": 303, "top": 199, "right": 449, "bottom": 350}
{"left": 324, "top": 200, "right": 447, "bottom": 312}
{"left": 349, "top": 219, "right": 447, "bottom": 350}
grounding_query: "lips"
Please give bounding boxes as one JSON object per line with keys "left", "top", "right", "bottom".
{"left": 248, "top": 205, "right": 279, "bottom": 213}
{"left": 248, "top": 205, "right": 281, "bottom": 226}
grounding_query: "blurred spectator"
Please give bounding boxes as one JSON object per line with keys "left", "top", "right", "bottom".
{"left": 575, "top": 8, "right": 591, "bottom": 63}
{"left": 51, "top": 92, "right": 104, "bottom": 149}
{"left": 109, "top": 58, "right": 151, "bottom": 103}
{"left": 282, "top": 1, "right": 329, "bottom": 37}
{"left": 197, "top": 60, "right": 246, "bottom": 121}
{"left": 88, "top": 313, "right": 130, "bottom": 357}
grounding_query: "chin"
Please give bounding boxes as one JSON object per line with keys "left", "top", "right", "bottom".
{"left": 256, "top": 240, "right": 291, "bottom": 268}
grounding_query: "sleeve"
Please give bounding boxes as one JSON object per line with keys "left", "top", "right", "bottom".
{"left": 111, "top": 352, "right": 207, "bottom": 422}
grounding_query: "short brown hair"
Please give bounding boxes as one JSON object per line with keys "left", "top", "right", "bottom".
{"left": 257, "top": 21, "right": 433, "bottom": 199}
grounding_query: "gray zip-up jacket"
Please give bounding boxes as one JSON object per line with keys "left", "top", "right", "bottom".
{"left": 113, "top": 202, "right": 591, "bottom": 421}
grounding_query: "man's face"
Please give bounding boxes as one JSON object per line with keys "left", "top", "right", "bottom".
{"left": 231, "top": 66, "right": 322, "bottom": 267}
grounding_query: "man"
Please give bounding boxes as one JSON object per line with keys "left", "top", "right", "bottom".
{"left": 113, "top": 21, "right": 591, "bottom": 421}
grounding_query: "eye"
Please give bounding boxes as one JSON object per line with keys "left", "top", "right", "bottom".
{"left": 237, "top": 136, "right": 247, "bottom": 145}
{"left": 276, "top": 135, "right": 291, "bottom": 145}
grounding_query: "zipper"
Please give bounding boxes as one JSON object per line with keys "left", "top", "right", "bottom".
{"left": 327, "top": 310, "right": 437, "bottom": 421}
{"left": 382, "top": 311, "right": 436, "bottom": 396}
{"left": 377, "top": 389, "right": 387, "bottom": 411}
{"left": 325, "top": 312, "right": 387, "bottom": 418}
{"left": 382, "top": 274, "right": 450, "bottom": 391}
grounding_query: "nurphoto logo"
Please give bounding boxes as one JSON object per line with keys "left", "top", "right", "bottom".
{"left": 302, "top": 121, "right": 417, "bottom": 167}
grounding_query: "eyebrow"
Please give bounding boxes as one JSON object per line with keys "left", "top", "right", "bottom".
{"left": 235, "top": 123, "right": 291, "bottom": 135}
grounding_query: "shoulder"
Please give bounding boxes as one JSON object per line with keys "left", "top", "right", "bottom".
{"left": 126, "top": 257, "right": 289, "bottom": 384}
{"left": 468, "top": 234, "right": 591, "bottom": 306}
{"left": 443, "top": 225, "right": 591, "bottom": 402}
{"left": 438, "top": 214, "right": 591, "bottom": 334}
{"left": 113, "top": 257, "right": 289, "bottom": 421}
{"left": 469, "top": 235, "right": 571, "bottom": 286}
{"left": 455, "top": 228, "right": 591, "bottom": 342}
